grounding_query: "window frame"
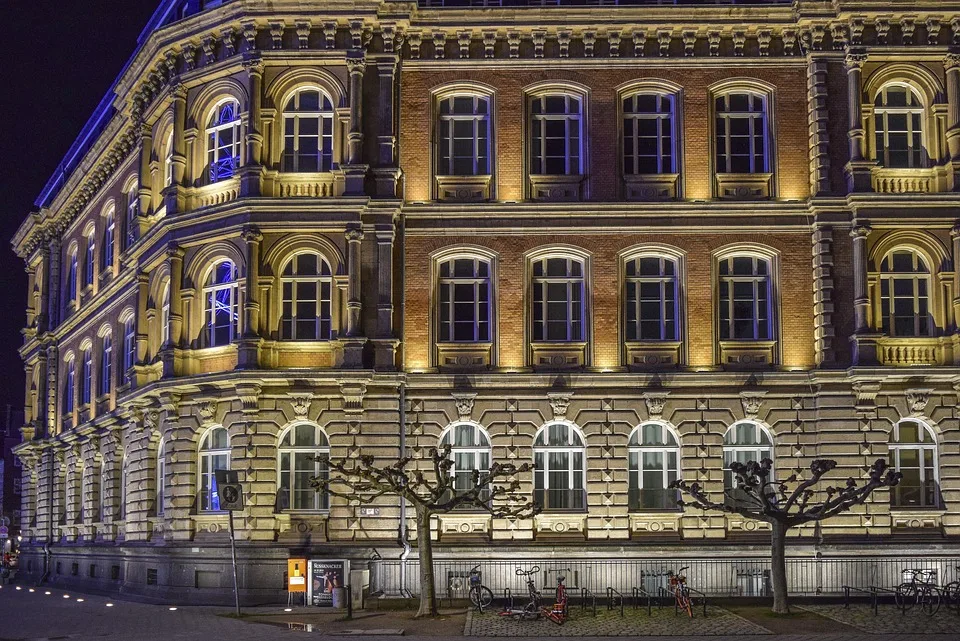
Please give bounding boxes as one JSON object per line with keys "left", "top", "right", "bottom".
{"left": 532, "top": 421, "right": 587, "bottom": 512}
{"left": 206, "top": 99, "right": 242, "bottom": 184}
{"left": 122, "top": 316, "right": 136, "bottom": 385}
{"left": 439, "top": 422, "right": 493, "bottom": 503}
{"left": 530, "top": 254, "right": 587, "bottom": 344}
{"left": 713, "top": 89, "right": 770, "bottom": 175}
{"left": 528, "top": 90, "right": 586, "bottom": 177}
{"left": 156, "top": 438, "right": 166, "bottom": 517}
{"left": 879, "top": 249, "right": 933, "bottom": 338}
{"left": 623, "top": 253, "right": 681, "bottom": 343}
{"left": 63, "top": 356, "right": 76, "bottom": 418}
{"left": 125, "top": 187, "right": 139, "bottom": 249}
{"left": 889, "top": 419, "right": 940, "bottom": 509}
{"left": 436, "top": 255, "right": 493, "bottom": 344}
{"left": 621, "top": 91, "right": 678, "bottom": 176}
{"left": 722, "top": 421, "right": 774, "bottom": 498}
{"left": 280, "top": 253, "right": 334, "bottom": 342}
{"left": 80, "top": 347, "right": 93, "bottom": 407}
{"left": 102, "top": 209, "right": 115, "bottom": 272}
{"left": 627, "top": 422, "right": 681, "bottom": 512}
{"left": 98, "top": 333, "right": 112, "bottom": 398}
{"left": 203, "top": 260, "right": 241, "bottom": 348}
{"left": 873, "top": 83, "right": 926, "bottom": 169}
{"left": 84, "top": 231, "right": 96, "bottom": 288}
{"left": 198, "top": 426, "right": 230, "bottom": 513}
{"left": 717, "top": 254, "right": 774, "bottom": 342}
{"left": 436, "top": 93, "right": 493, "bottom": 177}
{"left": 66, "top": 250, "right": 79, "bottom": 306}
{"left": 277, "top": 423, "right": 330, "bottom": 512}
{"left": 281, "top": 87, "right": 336, "bottom": 174}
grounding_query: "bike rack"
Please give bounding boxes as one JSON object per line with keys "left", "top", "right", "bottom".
{"left": 606, "top": 587, "right": 625, "bottom": 617}
{"left": 580, "top": 587, "right": 598, "bottom": 617}
{"left": 631, "top": 586, "right": 653, "bottom": 616}
{"left": 662, "top": 585, "right": 708, "bottom": 618}
{"left": 502, "top": 587, "right": 513, "bottom": 610}
{"left": 687, "top": 586, "right": 709, "bottom": 618}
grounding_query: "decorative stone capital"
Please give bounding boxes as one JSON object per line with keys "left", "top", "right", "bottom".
{"left": 845, "top": 52, "right": 868, "bottom": 71}
{"left": 339, "top": 380, "right": 367, "bottom": 414}
{"left": 158, "top": 392, "right": 181, "bottom": 415}
{"left": 197, "top": 400, "right": 218, "bottom": 424}
{"left": 345, "top": 55, "right": 367, "bottom": 76}
{"left": 236, "top": 383, "right": 262, "bottom": 414}
{"left": 944, "top": 53, "right": 960, "bottom": 71}
{"left": 345, "top": 228, "right": 364, "bottom": 243}
{"left": 739, "top": 390, "right": 767, "bottom": 418}
{"left": 241, "top": 226, "right": 263, "bottom": 244}
{"left": 853, "top": 380, "right": 882, "bottom": 408}
{"left": 451, "top": 393, "right": 477, "bottom": 421}
{"left": 643, "top": 392, "right": 669, "bottom": 419}
{"left": 242, "top": 52, "right": 264, "bottom": 77}
{"left": 905, "top": 388, "right": 933, "bottom": 416}
{"left": 289, "top": 393, "right": 313, "bottom": 420}
{"left": 849, "top": 224, "right": 871, "bottom": 239}
{"left": 547, "top": 393, "right": 572, "bottom": 420}
{"left": 951, "top": 223, "right": 960, "bottom": 239}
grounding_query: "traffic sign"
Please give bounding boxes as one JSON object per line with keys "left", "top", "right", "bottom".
{"left": 0, "top": 526, "right": 9, "bottom": 539}
{"left": 214, "top": 470, "right": 244, "bottom": 511}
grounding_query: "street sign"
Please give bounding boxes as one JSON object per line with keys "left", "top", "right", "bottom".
{"left": 0, "top": 526, "right": 8, "bottom": 539}
{"left": 214, "top": 470, "right": 244, "bottom": 512}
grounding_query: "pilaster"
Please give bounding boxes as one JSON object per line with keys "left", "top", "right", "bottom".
{"left": 844, "top": 52, "right": 874, "bottom": 192}
{"left": 237, "top": 226, "right": 263, "bottom": 369}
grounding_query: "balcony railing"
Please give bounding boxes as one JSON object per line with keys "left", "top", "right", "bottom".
{"left": 891, "top": 481, "right": 942, "bottom": 510}
{"left": 534, "top": 488, "right": 587, "bottom": 512}
{"left": 417, "top": 0, "right": 788, "bottom": 6}
{"left": 628, "top": 488, "right": 681, "bottom": 512}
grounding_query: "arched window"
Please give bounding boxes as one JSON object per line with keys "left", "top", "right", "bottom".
{"left": 879, "top": 250, "right": 931, "bottom": 337}
{"left": 66, "top": 250, "right": 78, "bottom": 304}
{"left": 62, "top": 357, "right": 76, "bottom": 418}
{"left": 98, "top": 333, "right": 112, "bottom": 397}
{"left": 84, "top": 231, "right": 96, "bottom": 287}
{"left": 282, "top": 88, "right": 335, "bottom": 173}
{"left": 625, "top": 255, "right": 678, "bottom": 341}
{"left": 122, "top": 316, "right": 136, "bottom": 384}
{"left": 437, "top": 94, "right": 491, "bottom": 176}
{"left": 102, "top": 209, "right": 115, "bottom": 272}
{"left": 530, "top": 93, "right": 583, "bottom": 176}
{"left": 723, "top": 421, "right": 773, "bottom": 501}
{"left": 718, "top": 255, "right": 772, "bottom": 341}
{"left": 206, "top": 100, "right": 242, "bottom": 182}
{"left": 156, "top": 438, "right": 166, "bottom": 517}
{"left": 160, "top": 282, "right": 171, "bottom": 346}
{"left": 204, "top": 260, "right": 240, "bottom": 347}
{"left": 281, "top": 253, "right": 333, "bottom": 341}
{"left": 628, "top": 423, "right": 681, "bottom": 511}
{"left": 117, "top": 457, "right": 128, "bottom": 521}
{"left": 533, "top": 422, "right": 586, "bottom": 511}
{"left": 80, "top": 347, "right": 93, "bottom": 406}
{"left": 889, "top": 420, "right": 940, "bottom": 508}
{"left": 438, "top": 257, "right": 491, "bottom": 343}
{"left": 278, "top": 423, "right": 330, "bottom": 511}
{"left": 97, "top": 461, "right": 107, "bottom": 522}
{"left": 163, "top": 130, "right": 175, "bottom": 188}
{"left": 440, "top": 423, "right": 492, "bottom": 502}
{"left": 532, "top": 255, "right": 585, "bottom": 342}
{"left": 715, "top": 91, "right": 768, "bottom": 174}
{"left": 199, "top": 427, "right": 230, "bottom": 512}
{"left": 125, "top": 186, "right": 139, "bottom": 248}
{"left": 622, "top": 92, "right": 675, "bottom": 175}
{"left": 874, "top": 85, "right": 925, "bottom": 168}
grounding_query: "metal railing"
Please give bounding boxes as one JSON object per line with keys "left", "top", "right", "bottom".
{"left": 370, "top": 556, "right": 960, "bottom": 601}
{"left": 533, "top": 489, "right": 587, "bottom": 512}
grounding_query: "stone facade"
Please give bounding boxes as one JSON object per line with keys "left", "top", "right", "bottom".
{"left": 10, "top": 0, "right": 960, "bottom": 603}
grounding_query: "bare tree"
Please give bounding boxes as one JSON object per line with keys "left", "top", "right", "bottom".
{"left": 314, "top": 446, "right": 539, "bottom": 618}
{"left": 671, "top": 458, "right": 901, "bottom": 614}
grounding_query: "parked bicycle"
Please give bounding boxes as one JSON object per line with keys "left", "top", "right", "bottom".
{"left": 541, "top": 574, "right": 568, "bottom": 625}
{"left": 670, "top": 566, "right": 694, "bottom": 617}
{"left": 498, "top": 566, "right": 543, "bottom": 621}
{"left": 941, "top": 567, "right": 960, "bottom": 613}
{"left": 468, "top": 565, "right": 494, "bottom": 612}
{"left": 895, "top": 568, "right": 940, "bottom": 616}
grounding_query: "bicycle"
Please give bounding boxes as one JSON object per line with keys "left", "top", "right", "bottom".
{"left": 670, "top": 566, "right": 694, "bottom": 618}
{"left": 468, "top": 565, "right": 494, "bottom": 612}
{"left": 941, "top": 567, "right": 960, "bottom": 613}
{"left": 895, "top": 568, "right": 941, "bottom": 616}
{"left": 498, "top": 566, "right": 542, "bottom": 621}
{"left": 540, "top": 574, "right": 568, "bottom": 625}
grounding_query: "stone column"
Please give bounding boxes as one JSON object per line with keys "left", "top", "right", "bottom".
{"left": 34, "top": 353, "right": 48, "bottom": 438}
{"left": 37, "top": 245, "right": 50, "bottom": 333}
{"left": 160, "top": 394, "right": 194, "bottom": 542}
{"left": 373, "top": 55, "right": 401, "bottom": 197}
{"left": 373, "top": 226, "right": 399, "bottom": 369}
{"left": 844, "top": 52, "right": 873, "bottom": 192}
{"left": 135, "top": 272, "right": 149, "bottom": 365}
{"left": 850, "top": 225, "right": 879, "bottom": 364}
{"left": 47, "top": 237, "right": 61, "bottom": 330}
{"left": 806, "top": 58, "right": 832, "bottom": 196}
{"left": 137, "top": 122, "right": 153, "bottom": 220}
{"left": 342, "top": 228, "right": 365, "bottom": 367}
{"left": 44, "top": 345, "right": 58, "bottom": 437}
{"left": 161, "top": 245, "right": 185, "bottom": 378}
{"left": 237, "top": 227, "right": 263, "bottom": 369}
{"left": 19, "top": 455, "right": 38, "bottom": 543}
{"left": 343, "top": 55, "right": 368, "bottom": 195}
{"left": 952, "top": 224, "right": 960, "bottom": 330}
{"left": 241, "top": 55, "right": 264, "bottom": 196}
{"left": 946, "top": 54, "right": 960, "bottom": 162}
{"left": 165, "top": 81, "right": 188, "bottom": 214}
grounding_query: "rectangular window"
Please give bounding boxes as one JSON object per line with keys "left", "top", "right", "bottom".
{"left": 532, "top": 257, "right": 584, "bottom": 342}
{"left": 530, "top": 94, "right": 582, "bottom": 176}
{"left": 122, "top": 319, "right": 136, "bottom": 385}
{"left": 625, "top": 256, "right": 678, "bottom": 341}
{"left": 437, "top": 95, "right": 491, "bottom": 176}
{"left": 715, "top": 93, "right": 767, "bottom": 174}
{"left": 438, "top": 257, "right": 491, "bottom": 343}
{"left": 622, "top": 93, "right": 674, "bottom": 175}
{"left": 718, "top": 256, "right": 772, "bottom": 341}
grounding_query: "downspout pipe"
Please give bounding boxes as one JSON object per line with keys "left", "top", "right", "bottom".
{"left": 397, "top": 210, "right": 411, "bottom": 597}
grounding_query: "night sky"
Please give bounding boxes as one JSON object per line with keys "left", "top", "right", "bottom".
{"left": 0, "top": 3, "right": 160, "bottom": 417}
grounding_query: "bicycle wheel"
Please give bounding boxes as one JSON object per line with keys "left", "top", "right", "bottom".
{"left": 470, "top": 586, "right": 494, "bottom": 610}
{"left": 920, "top": 588, "right": 941, "bottom": 616}
{"left": 895, "top": 583, "right": 917, "bottom": 611}
{"left": 681, "top": 588, "right": 694, "bottom": 618}
{"left": 944, "top": 582, "right": 960, "bottom": 613}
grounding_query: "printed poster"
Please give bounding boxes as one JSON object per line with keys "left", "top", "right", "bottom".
{"left": 310, "top": 559, "right": 349, "bottom": 607}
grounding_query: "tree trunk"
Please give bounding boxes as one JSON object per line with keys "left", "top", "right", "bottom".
{"left": 414, "top": 506, "right": 438, "bottom": 618}
{"left": 770, "top": 520, "right": 790, "bottom": 614}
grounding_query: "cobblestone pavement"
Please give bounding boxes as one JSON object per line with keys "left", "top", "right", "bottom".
{"left": 798, "top": 604, "right": 960, "bottom": 635}
{"left": 465, "top": 604, "right": 773, "bottom": 636}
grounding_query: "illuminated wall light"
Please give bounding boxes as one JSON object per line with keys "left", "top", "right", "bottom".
{"left": 63, "top": 594, "right": 70, "bottom": 599}
{"left": 15, "top": 586, "right": 21, "bottom": 590}
{"left": 284, "top": 607, "right": 293, "bottom": 612}
{"left": 77, "top": 598, "right": 85, "bottom": 602}
{"left": 169, "top": 607, "right": 178, "bottom": 611}
{"left": 45, "top": 591, "right": 51, "bottom": 595}
{"left": 28, "top": 588, "right": 35, "bottom": 593}
{"left": 106, "top": 603, "right": 114, "bottom": 607}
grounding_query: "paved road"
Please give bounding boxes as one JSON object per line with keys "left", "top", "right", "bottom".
{"left": 0, "top": 586, "right": 953, "bottom": 641}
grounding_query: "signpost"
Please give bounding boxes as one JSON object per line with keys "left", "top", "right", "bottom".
{"left": 214, "top": 469, "right": 244, "bottom": 617}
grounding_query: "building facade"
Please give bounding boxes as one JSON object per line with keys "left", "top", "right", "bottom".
{"left": 11, "top": 0, "right": 960, "bottom": 603}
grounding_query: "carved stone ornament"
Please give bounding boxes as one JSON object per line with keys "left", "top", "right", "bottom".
{"left": 739, "top": 390, "right": 767, "bottom": 418}
{"left": 643, "top": 392, "right": 669, "bottom": 419}
{"left": 451, "top": 393, "right": 476, "bottom": 420}
{"left": 905, "top": 388, "right": 933, "bottom": 416}
{"left": 340, "top": 381, "right": 367, "bottom": 413}
{"left": 197, "top": 400, "right": 217, "bottom": 424}
{"left": 235, "top": 383, "right": 262, "bottom": 414}
{"left": 853, "top": 380, "right": 881, "bottom": 408}
{"left": 290, "top": 394, "right": 313, "bottom": 420}
{"left": 547, "top": 393, "right": 572, "bottom": 420}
